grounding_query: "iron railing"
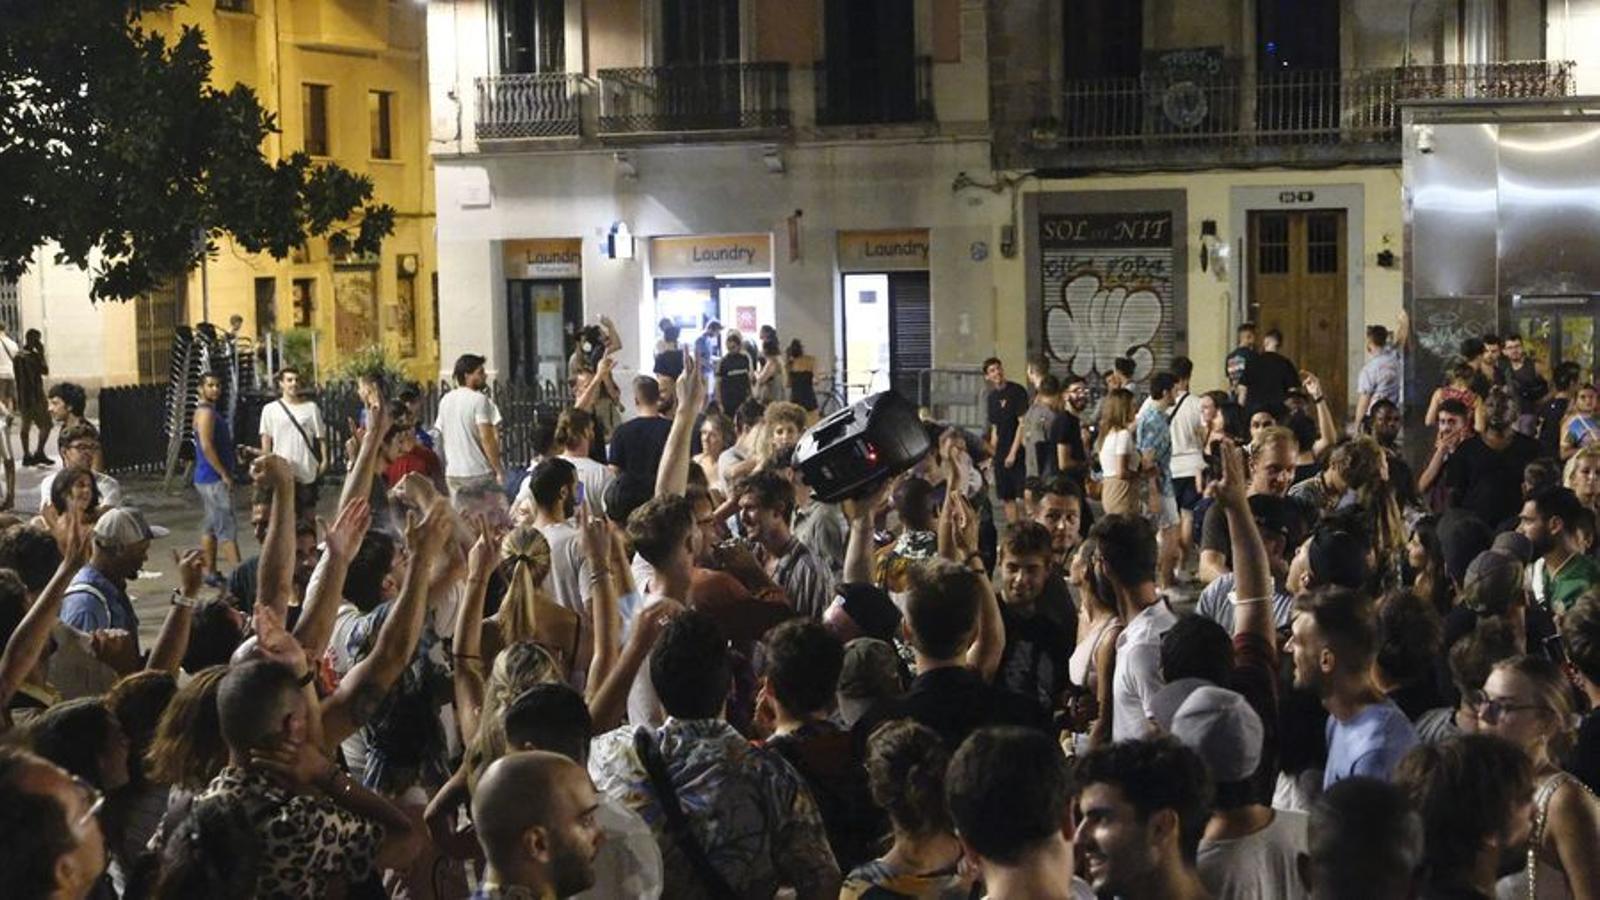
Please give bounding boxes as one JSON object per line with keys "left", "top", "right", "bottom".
{"left": 1018, "top": 60, "right": 1575, "bottom": 151}
{"left": 597, "top": 62, "right": 790, "bottom": 133}
{"left": 814, "top": 56, "right": 935, "bottom": 127}
{"left": 474, "top": 73, "right": 587, "bottom": 140}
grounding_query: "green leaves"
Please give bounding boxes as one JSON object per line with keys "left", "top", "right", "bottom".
{"left": 0, "top": 0, "right": 396, "bottom": 302}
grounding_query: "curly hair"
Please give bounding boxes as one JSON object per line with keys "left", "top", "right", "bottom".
{"left": 866, "top": 720, "right": 952, "bottom": 838}
{"left": 1375, "top": 590, "right": 1443, "bottom": 687}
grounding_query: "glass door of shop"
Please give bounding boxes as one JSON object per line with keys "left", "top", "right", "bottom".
{"left": 506, "top": 279, "right": 582, "bottom": 386}
{"left": 654, "top": 276, "right": 775, "bottom": 353}
{"left": 1512, "top": 304, "right": 1599, "bottom": 387}
{"left": 841, "top": 271, "right": 930, "bottom": 405}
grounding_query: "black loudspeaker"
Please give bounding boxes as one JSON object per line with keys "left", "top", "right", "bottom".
{"left": 793, "top": 390, "right": 932, "bottom": 503}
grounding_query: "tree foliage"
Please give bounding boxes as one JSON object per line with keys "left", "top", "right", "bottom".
{"left": 0, "top": 0, "right": 396, "bottom": 301}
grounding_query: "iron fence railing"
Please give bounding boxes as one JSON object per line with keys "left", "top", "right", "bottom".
{"left": 814, "top": 56, "right": 934, "bottom": 126}
{"left": 474, "top": 73, "right": 588, "bottom": 140}
{"left": 597, "top": 62, "right": 790, "bottom": 133}
{"left": 1018, "top": 60, "right": 1575, "bottom": 150}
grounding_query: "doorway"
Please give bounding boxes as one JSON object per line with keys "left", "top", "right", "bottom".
{"left": 1248, "top": 209, "right": 1349, "bottom": 407}
{"left": 653, "top": 276, "right": 775, "bottom": 368}
{"left": 1511, "top": 303, "right": 1597, "bottom": 387}
{"left": 841, "top": 271, "right": 930, "bottom": 404}
{"left": 506, "top": 279, "right": 581, "bottom": 386}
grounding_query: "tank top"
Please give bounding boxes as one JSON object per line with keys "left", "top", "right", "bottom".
{"left": 1496, "top": 771, "right": 1596, "bottom": 900}
{"left": 193, "top": 402, "right": 236, "bottom": 484}
{"left": 789, "top": 368, "right": 817, "bottom": 411}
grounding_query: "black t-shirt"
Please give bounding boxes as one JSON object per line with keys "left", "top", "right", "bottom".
{"left": 718, "top": 352, "right": 752, "bottom": 413}
{"left": 1386, "top": 449, "right": 1419, "bottom": 509}
{"left": 607, "top": 415, "right": 673, "bottom": 485}
{"left": 1571, "top": 710, "right": 1600, "bottom": 794}
{"left": 1242, "top": 351, "right": 1300, "bottom": 409}
{"left": 1539, "top": 397, "right": 1570, "bottom": 459}
{"left": 1201, "top": 495, "right": 1310, "bottom": 565}
{"left": 997, "top": 603, "right": 1075, "bottom": 719}
{"left": 1443, "top": 433, "right": 1541, "bottom": 528}
{"left": 987, "top": 382, "right": 1029, "bottom": 454}
{"left": 1049, "top": 409, "right": 1087, "bottom": 480}
{"left": 1506, "top": 359, "right": 1548, "bottom": 409}
{"left": 856, "top": 665, "right": 1049, "bottom": 751}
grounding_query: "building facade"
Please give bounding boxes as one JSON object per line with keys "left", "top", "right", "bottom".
{"left": 11, "top": 0, "right": 439, "bottom": 389}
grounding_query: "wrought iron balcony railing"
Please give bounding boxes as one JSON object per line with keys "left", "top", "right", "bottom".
{"left": 596, "top": 62, "right": 790, "bottom": 134}
{"left": 814, "top": 56, "right": 934, "bottom": 127}
{"left": 474, "top": 72, "right": 587, "bottom": 140}
{"left": 1012, "top": 60, "right": 1574, "bottom": 156}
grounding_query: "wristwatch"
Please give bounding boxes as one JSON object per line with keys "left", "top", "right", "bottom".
{"left": 169, "top": 590, "right": 199, "bottom": 609}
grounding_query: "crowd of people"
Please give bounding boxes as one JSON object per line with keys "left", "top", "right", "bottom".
{"left": 0, "top": 310, "right": 1598, "bottom": 900}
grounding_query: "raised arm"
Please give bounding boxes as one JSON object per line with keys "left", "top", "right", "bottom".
{"left": 841, "top": 481, "right": 890, "bottom": 586}
{"left": 338, "top": 395, "right": 389, "bottom": 513}
{"left": 579, "top": 509, "right": 620, "bottom": 704}
{"left": 1303, "top": 371, "right": 1339, "bottom": 455}
{"left": 966, "top": 567, "right": 1004, "bottom": 681}
{"left": 249, "top": 454, "right": 298, "bottom": 619}
{"left": 452, "top": 517, "right": 498, "bottom": 744}
{"left": 293, "top": 497, "right": 372, "bottom": 659}
{"left": 1394, "top": 309, "right": 1410, "bottom": 351}
{"left": 0, "top": 519, "right": 89, "bottom": 712}
{"left": 574, "top": 357, "right": 615, "bottom": 412}
{"left": 320, "top": 497, "right": 453, "bottom": 751}
{"left": 657, "top": 350, "right": 705, "bottom": 498}
{"left": 587, "top": 598, "right": 683, "bottom": 731}
{"left": 1216, "top": 442, "right": 1273, "bottom": 647}
{"left": 145, "top": 550, "right": 205, "bottom": 674}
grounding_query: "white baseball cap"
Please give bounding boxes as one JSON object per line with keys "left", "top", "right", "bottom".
{"left": 92, "top": 507, "right": 169, "bottom": 549}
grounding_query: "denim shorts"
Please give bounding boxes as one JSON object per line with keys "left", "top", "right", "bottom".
{"left": 195, "top": 479, "right": 237, "bottom": 542}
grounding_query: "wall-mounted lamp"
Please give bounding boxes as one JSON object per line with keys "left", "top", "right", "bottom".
{"left": 605, "top": 221, "right": 634, "bottom": 260}
{"left": 613, "top": 152, "right": 637, "bottom": 179}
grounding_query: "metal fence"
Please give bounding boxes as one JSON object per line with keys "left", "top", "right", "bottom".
{"left": 474, "top": 73, "right": 587, "bottom": 139}
{"left": 1025, "top": 60, "right": 1574, "bottom": 149}
{"left": 597, "top": 62, "right": 791, "bottom": 134}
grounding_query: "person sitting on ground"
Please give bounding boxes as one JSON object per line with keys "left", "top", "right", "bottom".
{"left": 945, "top": 726, "right": 1094, "bottom": 900}
{"left": 37, "top": 424, "right": 121, "bottom": 515}
{"left": 1073, "top": 737, "right": 1214, "bottom": 900}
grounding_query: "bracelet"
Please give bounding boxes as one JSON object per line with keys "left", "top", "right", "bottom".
{"left": 1310, "top": 395, "right": 1325, "bottom": 404}
{"left": 297, "top": 669, "right": 316, "bottom": 687}
{"left": 1229, "top": 593, "right": 1270, "bottom": 606}
{"left": 169, "top": 590, "right": 199, "bottom": 609}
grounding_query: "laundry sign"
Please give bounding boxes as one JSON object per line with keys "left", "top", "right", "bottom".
{"left": 503, "top": 238, "right": 582, "bottom": 278}
{"left": 650, "top": 234, "right": 772, "bottom": 278}
{"left": 837, "top": 229, "right": 931, "bottom": 272}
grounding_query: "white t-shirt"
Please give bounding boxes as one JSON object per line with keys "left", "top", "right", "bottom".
{"left": 1197, "top": 809, "right": 1310, "bottom": 900}
{"left": 1112, "top": 599, "right": 1178, "bottom": 741}
{"left": 1169, "top": 390, "right": 1208, "bottom": 480}
{"left": 258, "top": 399, "right": 326, "bottom": 485}
{"left": 38, "top": 470, "right": 123, "bottom": 513}
{"left": 535, "top": 518, "right": 596, "bottom": 691}
{"left": 435, "top": 387, "right": 503, "bottom": 478}
{"left": 563, "top": 453, "right": 615, "bottom": 514}
{"left": 1099, "top": 427, "right": 1135, "bottom": 479}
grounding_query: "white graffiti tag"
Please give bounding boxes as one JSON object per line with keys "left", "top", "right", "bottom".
{"left": 1045, "top": 272, "right": 1163, "bottom": 381}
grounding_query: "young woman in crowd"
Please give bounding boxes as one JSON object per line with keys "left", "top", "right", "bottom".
{"left": 755, "top": 336, "right": 789, "bottom": 404}
{"left": 785, "top": 339, "right": 819, "bottom": 419}
{"left": 1095, "top": 387, "right": 1139, "bottom": 516}
{"left": 1406, "top": 514, "right": 1455, "bottom": 617}
{"left": 695, "top": 412, "right": 732, "bottom": 497}
{"left": 1479, "top": 655, "right": 1600, "bottom": 899}
{"left": 841, "top": 720, "right": 972, "bottom": 899}
{"left": 42, "top": 465, "right": 100, "bottom": 531}
{"left": 1426, "top": 360, "right": 1482, "bottom": 432}
{"left": 1065, "top": 537, "right": 1120, "bottom": 753}
{"left": 1564, "top": 383, "right": 1600, "bottom": 461}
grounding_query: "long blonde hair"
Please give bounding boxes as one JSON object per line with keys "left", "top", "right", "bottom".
{"left": 1095, "top": 388, "right": 1135, "bottom": 451}
{"left": 464, "top": 641, "right": 563, "bottom": 791}
{"left": 494, "top": 525, "right": 555, "bottom": 648}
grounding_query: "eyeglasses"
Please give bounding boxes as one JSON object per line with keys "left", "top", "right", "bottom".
{"left": 67, "top": 442, "right": 100, "bottom": 453}
{"left": 1474, "top": 697, "right": 1549, "bottom": 725}
{"left": 70, "top": 775, "right": 104, "bottom": 831}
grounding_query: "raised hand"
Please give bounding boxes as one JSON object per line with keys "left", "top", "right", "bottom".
{"left": 52, "top": 507, "right": 91, "bottom": 568}
{"left": 676, "top": 348, "right": 706, "bottom": 413}
{"left": 250, "top": 453, "right": 294, "bottom": 487}
{"left": 466, "top": 515, "right": 501, "bottom": 581}
{"left": 250, "top": 737, "right": 336, "bottom": 794}
{"left": 1300, "top": 370, "right": 1324, "bottom": 400}
{"left": 1215, "top": 440, "right": 1249, "bottom": 511}
{"left": 576, "top": 503, "right": 609, "bottom": 563}
{"left": 252, "top": 603, "right": 309, "bottom": 679}
{"left": 323, "top": 497, "right": 372, "bottom": 562}
{"left": 174, "top": 548, "right": 206, "bottom": 599}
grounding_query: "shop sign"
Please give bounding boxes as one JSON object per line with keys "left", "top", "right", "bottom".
{"left": 649, "top": 234, "right": 772, "bottom": 278}
{"left": 837, "top": 229, "right": 931, "bottom": 272}
{"left": 504, "top": 238, "right": 583, "bottom": 279}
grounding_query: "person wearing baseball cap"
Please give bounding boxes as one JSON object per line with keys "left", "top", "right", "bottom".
{"left": 1162, "top": 685, "right": 1309, "bottom": 900}
{"left": 59, "top": 508, "right": 169, "bottom": 652}
{"left": 1286, "top": 527, "right": 1371, "bottom": 597}
{"left": 1194, "top": 494, "right": 1301, "bottom": 633}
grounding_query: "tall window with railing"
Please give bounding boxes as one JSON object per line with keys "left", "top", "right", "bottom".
{"left": 818, "top": 0, "right": 928, "bottom": 126}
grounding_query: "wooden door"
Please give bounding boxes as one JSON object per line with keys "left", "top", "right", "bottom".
{"left": 1248, "top": 210, "right": 1348, "bottom": 409}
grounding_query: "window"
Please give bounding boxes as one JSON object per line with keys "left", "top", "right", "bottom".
{"left": 498, "top": 0, "right": 566, "bottom": 74}
{"left": 216, "top": 0, "right": 252, "bottom": 11}
{"left": 254, "top": 277, "right": 277, "bottom": 336}
{"left": 368, "top": 91, "right": 393, "bottom": 159}
{"left": 1256, "top": 214, "right": 1290, "bottom": 274}
{"left": 662, "top": 0, "right": 739, "bottom": 64}
{"left": 0, "top": 277, "right": 18, "bottom": 336}
{"left": 291, "top": 278, "right": 315, "bottom": 328}
{"left": 303, "top": 84, "right": 330, "bottom": 156}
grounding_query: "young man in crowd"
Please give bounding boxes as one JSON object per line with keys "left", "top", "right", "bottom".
{"left": 1363, "top": 398, "right": 1418, "bottom": 507}
{"left": 192, "top": 371, "right": 238, "bottom": 586}
{"left": 36, "top": 423, "right": 121, "bottom": 514}
{"left": 1074, "top": 737, "right": 1214, "bottom": 900}
{"left": 0, "top": 746, "right": 110, "bottom": 900}
{"left": 258, "top": 366, "right": 327, "bottom": 516}
{"left": 608, "top": 375, "right": 673, "bottom": 490}
{"left": 588, "top": 611, "right": 842, "bottom": 899}
{"left": 945, "top": 727, "right": 1094, "bottom": 900}
{"left": 1394, "top": 736, "right": 1536, "bottom": 900}
{"left": 1355, "top": 313, "right": 1408, "bottom": 427}
{"left": 14, "top": 330, "right": 51, "bottom": 467}
{"left": 1194, "top": 494, "right": 1300, "bottom": 632}
{"left": 994, "top": 521, "right": 1074, "bottom": 721}
{"left": 1561, "top": 595, "right": 1600, "bottom": 792}
{"left": 1501, "top": 332, "right": 1548, "bottom": 436}
{"left": 1517, "top": 485, "right": 1600, "bottom": 619}
{"left": 1286, "top": 586, "right": 1419, "bottom": 788}
{"left": 778, "top": 447, "right": 848, "bottom": 585}
{"left": 734, "top": 469, "right": 832, "bottom": 621}
{"left": 1092, "top": 513, "right": 1179, "bottom": 741}
{"left": 1226, "top": 321, "right": 1258, "bottom": 401}
{"left": 1241, "top": 328, "right": 1301, "bottom": 410}
{"left": 1198, "top": 425, "right": 1299, "bottom": 583}
{"left": 983, "top": 356, "right": 1029, "bottom": 524}
{"left": 1053, "top": 375, "right": 1091, "bottom": 485}
{"left": 59, "top": 508, "right": 164, "bottom": 655}
{"left": 1136, "top": 371, "right": 1181, "bottom": 588}
{"left": 435, "top": 353, "right": 505, "bottom": 502}
{"left": 1167, "top": 357, "right": 1206, "bottom": 578}
{"left": 471, "top": 751, "right": 607, "bottom": 900}
{"left": 1444, "top": 388, "right": 1541, "bottom": 527}
{"left": 1298, "top": 778, "right": 1424, "bottom": 900}
{"left": 1418, "top": 396, "right": 1473, "bottom": 506}
{"left": 549, "top": 408, "right": 612, "bottom": 514}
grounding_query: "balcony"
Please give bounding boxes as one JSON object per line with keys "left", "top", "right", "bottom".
{"left": 596, "top": 62, "right": 790, "bottom": 135}
{"left": 474, "top": 73, "right": 588, "bottom": 139}
{"left": 999, "top": 60, "right": 1575, "bottom": 169}
{"left": 814, "top": 56, "right": 934, "bottom": 127}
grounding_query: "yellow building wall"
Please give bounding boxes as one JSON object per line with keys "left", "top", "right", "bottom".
{"left": 76, "top": 0, "right": 439, "bottom": 384}
{"left": 990, "top": 167, "right": 1405, "bottom": 399}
